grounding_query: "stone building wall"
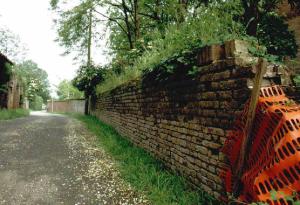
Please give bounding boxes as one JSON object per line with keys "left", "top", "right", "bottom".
{"left": 90, "top": 41, "right": 289, "bottom": 198}
{"left": 0, "top": 53, "right": 23, "bottom": 109}
{"left": 7, "top": 74, "right": 23, "bottom": 109}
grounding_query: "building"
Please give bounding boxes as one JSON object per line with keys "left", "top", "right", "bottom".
{"left": 0, "top": 53, "right": 24, "bottom": 109}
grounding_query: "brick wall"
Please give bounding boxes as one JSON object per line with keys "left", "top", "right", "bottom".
{"left": 47, "top": 99, "right": 85, "bottom": 114}
{"left": 7, "top": 74, "right": 23, "bottom": 109}
{"left": 90, "top": 40, "right": 289, "bottom": 198}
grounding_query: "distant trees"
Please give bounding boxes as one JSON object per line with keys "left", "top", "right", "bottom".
{"left": 56, "top": 79, "right": 83, "bottom": 100}
{"left": 0, "top": 26, "right": 51, "bottom": 110}
{"left": 15, "top": 60, "right": 50, "bottom": 110}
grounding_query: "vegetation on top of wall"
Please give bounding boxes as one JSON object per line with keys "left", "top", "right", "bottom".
{"left": 51, "top": 0, "right": 300, "bottom": 96}
{"left": 95, "top": 1, "right": 245, "bottom": 94}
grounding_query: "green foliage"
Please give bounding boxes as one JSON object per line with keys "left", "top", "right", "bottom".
{"left": 14, "top": 60, "right": 50, "bottom": 104}
{"left": 294, "top": 75, "right": 300, "bottom": 86}
{"left": 257, "top": 13, "right": 298, "bottom": 60}
{"left": 239, "top": 0, "right": 300, "bottom": 35}
{"left": 0, "top": 109, "right": 29, "bottom": 120}
{"left": 29, "top": 95, "right": 43, "bottom": 111}
{"left": 72, "top": 64, "right": 106, "bottom": 96}
{"left": 57, "top": 79, "right": 83, "bottom": 100}
{"left": 52, "top": 0, "right": 300, "bottom": 96}
{"left": 248, "top": 190, "right": 300, "bottom": 205}
{"left": 51, "top": 0, "right": 101, "bottom": 63}
{"left": 97, "top": 0, "right": 245, "bottom": 93}
{"left": 70, "top": 114, "right": 221, "bottom": 205}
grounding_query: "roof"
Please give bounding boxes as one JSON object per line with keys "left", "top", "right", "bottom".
{"left": 0, "top": 52, "right": 13, "bottom": 65}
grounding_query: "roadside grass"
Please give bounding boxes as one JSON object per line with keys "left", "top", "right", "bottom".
{"left": 70, "top": 113, "right": 220, "bottom": 205}
{"left": 0, "top": 109, "right": 30, "bottom": 120}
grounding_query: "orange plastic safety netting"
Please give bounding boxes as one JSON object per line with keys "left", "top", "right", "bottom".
{"left": 221, "top": 85, "right": 300, "bottom": 204}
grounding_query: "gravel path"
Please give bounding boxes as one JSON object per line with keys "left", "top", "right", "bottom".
{"left": 0, "top": 111, "right": 148, "bottom": 205}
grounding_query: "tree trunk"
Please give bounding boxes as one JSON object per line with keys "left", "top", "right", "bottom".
{"left": 134, "top": 0, "right": 140, "bottom": 41}
{"left": 242, "top": 0, "right": 260, "bottom": 36}
{"left": 122, "top": 0, "right": 134, "bottom": 49}
{"left": 177, "top": 0, "right": 188, "bottom": 23}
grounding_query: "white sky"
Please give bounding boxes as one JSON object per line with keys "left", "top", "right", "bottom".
{"left": 0, "top": 0, "right": 108, "bottom": 97}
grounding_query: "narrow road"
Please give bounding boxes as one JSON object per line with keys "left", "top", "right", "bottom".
{"left": 0, "top": 112, "right": 147, "bottom": 205}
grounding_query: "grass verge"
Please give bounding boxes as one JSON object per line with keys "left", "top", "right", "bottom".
{"left": 0, "top": 109, "right": 30, "bottom": 120}
{"left": 69, "top": 113, "right": 220, "bottom": 205}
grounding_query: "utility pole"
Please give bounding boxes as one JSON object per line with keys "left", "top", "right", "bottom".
{"left": 85, "top": 8, "right": 92, "bottom": 115}
{"left": 87, "top": 8, "right": 92, "bottom": 67}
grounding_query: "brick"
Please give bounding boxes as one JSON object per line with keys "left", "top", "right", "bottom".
{"left": 89, "top": 41, "right": 274, "bottom": 199}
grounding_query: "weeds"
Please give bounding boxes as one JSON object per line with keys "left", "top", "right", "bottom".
{"left": 0, "top": 109, "right": 30, "bottom": 120}
{"left": 70, "top": 114, "right": 220, "bottom": 205}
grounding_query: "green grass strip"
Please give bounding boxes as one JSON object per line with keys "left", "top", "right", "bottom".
{"left": 0, "top": 109, "right": 30, "bottom": 120}
{"left": 70, "top": 114, "right": 220, "bottom": 205}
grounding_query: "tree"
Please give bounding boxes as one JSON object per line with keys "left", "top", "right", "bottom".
{"left": 15, "top": 60, "right": 50, "bottom": 105}
{"left": 257, "top": 12, "right": 298, "bottom": 59}
{"left": 56, "top": 79, "right": 84, "bottom": 100}
{"left": 240, "top": 0, "right": 300, "bottom": 36}
{"left": 72, "top": 64, "right": 106, "bottom": 97}
{"left": 50, "top": 0, "right": 103, "bottom": 64}
{"left": 0, "top": 26, "right": 28, "bottom": 62}
{"left": 50, "top": 0, "right": 211, "bottom": 66}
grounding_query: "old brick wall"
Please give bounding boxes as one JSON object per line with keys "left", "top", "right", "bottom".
{"left": 90, "top": 41, "right": 287, "bottom": 198}
{"left": 7, "top": 74, "right": 23, "bottom": 109}
{"left": 47, "top": 99, "right": 85, "bottom": 114}
{"left": 0, "top": 53, "right": 13, "bottom": 109}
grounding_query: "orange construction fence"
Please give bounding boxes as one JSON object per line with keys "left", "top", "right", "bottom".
{"left": 221, "top": 85, "right": 300, "bottom": 204}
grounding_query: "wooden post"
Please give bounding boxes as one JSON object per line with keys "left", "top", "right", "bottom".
{"left": 233, "top": 58, "right": 267, "bottom": 195}
{"left": 52, "top": 98, "right": 54, "bottom": 113}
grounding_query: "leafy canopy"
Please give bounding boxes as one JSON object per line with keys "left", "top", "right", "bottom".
{"left": 15, "top": 60, "right": 50, "bottom": 104}
{"left": 51, "top": 0, "right": 300, "bottom": 95}
{"left": 57, "top": 79, "right": 84, "bottom": 100}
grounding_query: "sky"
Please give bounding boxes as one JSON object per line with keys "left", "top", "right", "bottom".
{"left": 0, "top": 0, "right": 107, "bottom": 97}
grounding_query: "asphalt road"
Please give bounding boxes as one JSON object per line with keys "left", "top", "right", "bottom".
{"left": 0, "top": 111, "right": 147, "bottom": 205}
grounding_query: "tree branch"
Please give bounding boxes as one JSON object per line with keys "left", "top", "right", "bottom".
{"left": 93, "top": 9, "right": 128, "bottom": 35}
